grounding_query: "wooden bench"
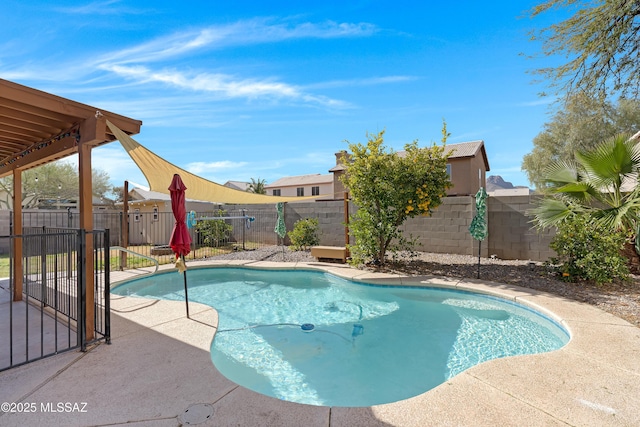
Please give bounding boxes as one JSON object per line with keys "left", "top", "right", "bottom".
{"left": 310, "top": 246, "right": 348, "bottom": 263}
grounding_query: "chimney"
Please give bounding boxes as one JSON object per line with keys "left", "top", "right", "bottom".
{"left": 335, "top": 150, "right": 349, "bottom": 166}
{"left": 330, "top": 151, "right": 350, "bottom": 199}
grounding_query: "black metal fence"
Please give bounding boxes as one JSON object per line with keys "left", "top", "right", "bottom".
{"left": 17, "top": 208, "right": 279, "bottom": 270}
{"left": 0, "top": 228, "right": 110, "bottom": 372}
{"left": 0, "top": 206, "right": 284, "bottom": 372}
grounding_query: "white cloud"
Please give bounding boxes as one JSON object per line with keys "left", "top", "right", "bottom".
{"left": 3, "top": 17, "right": 374, "bottom": 109}
{"left": 95, "top": 19, "right": 377, "bottom": 65}
{"left": 100, "top": 64, "right": 350, "bottom": 107}
{"left": 305, "top": 75, "right": 416, "bottom": 90}
{"left": 86, "top": 147, "right": 149, "bottom": 186}
{"left": 54, "top": 0, "right": 146, "bottom": 16}
{"left": 187, "top": 160, "right": 249, "bottom": 175}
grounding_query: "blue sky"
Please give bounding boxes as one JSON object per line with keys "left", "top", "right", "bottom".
{"left": 1, "top": 0, "right": 565, "bottom": 190}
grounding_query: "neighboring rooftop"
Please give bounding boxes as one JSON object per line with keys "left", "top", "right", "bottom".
{"left": 486, "top": 175, "right": 531, "bottom": 196}
{"left": 224, "top": 181, "right": 251, "bottom": 191}
{"left": 266, "top": 174, "right": 333, "bottom": 188}
{"left": 125, "top": 186, "right": 210, "bottom": 204}
{"left": 397, "top": 140, "right": 490, "bottom": 171}
{"left": 445, "top": 140, "right": 485, "bottom": 158}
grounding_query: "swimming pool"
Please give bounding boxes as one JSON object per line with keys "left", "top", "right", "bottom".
{"left": 113, "top": 267, "right": 570, "bottom": 407}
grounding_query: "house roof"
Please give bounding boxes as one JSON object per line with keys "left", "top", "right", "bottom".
{"left": 130, "top": 187, "right": 171, "bottom": 202}
{"left": 446, "top": 141, "right": 490, "bottom": 170}
{"left": 333, "top": 140, "right": 492, "bottom": 173}
{"left": 266, "top": 173, "right": 333, "bottom": 188}
{"left": 224, "top": 180, "right": 250, "bottom": 191}
{"left": 488, "top": 188, "right": 531, "bottom": 196}
{"left": 446, "top": 141, "right": 483, "bottom": 158}
{"left": 399, "top": 140, "right": 490, "bottom": 171}
{"left": 127, "top": 187, "right": 209, "bottom": 204}
{"left": 93, "top": 195, "right": 114, "bottom": 205}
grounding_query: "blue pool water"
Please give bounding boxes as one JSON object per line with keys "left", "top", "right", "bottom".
{"left": 113, "top": 268, "right": 569, "bottom": 407}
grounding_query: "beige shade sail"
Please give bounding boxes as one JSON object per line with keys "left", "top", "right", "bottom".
{"left": 107, "top": 120, "right": 328, "bottom": 204}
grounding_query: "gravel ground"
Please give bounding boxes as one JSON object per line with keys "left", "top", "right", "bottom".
{"left": 209, "top": 246, "right": 640, "bottom": 328}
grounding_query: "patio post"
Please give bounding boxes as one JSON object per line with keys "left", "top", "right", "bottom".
{"left": 12, "top": 169, "right": 23, "bottom": 302}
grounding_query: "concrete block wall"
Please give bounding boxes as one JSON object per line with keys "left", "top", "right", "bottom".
{"left": 487, "top": 195, "right": 555, "bottom": 261}
{"left": 1, "top": 195, "right": 557, "bottom": 261}
{"left": 287, "top": 201, "right": 351, "bottom": 247}
{"left": 280, "top": 195, "right": 554, "bottom": 261}
{"left": 224, "top": 201, "right": 350, "bottom": 247}
{"left": 401, "top": 196, "right": 482, "bottom": 256}
{"left": 224, "top": 195, "right": 555, "bottom": 261}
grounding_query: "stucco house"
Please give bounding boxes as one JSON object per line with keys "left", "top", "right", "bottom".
{"left": 265, "top": 174, "right": 334, "bottom": 198}
{"left": 266, "top": 140, "right": 490, "bottom": 201}
{"left": 440, "top": 140, "right": 490, "bottom": 196}
{"left": 329, "top": 140, "right": 490, "bottom": 199}
{"left": 124, "top": 187, "right": 217, "bottom": 216}
{"left": 121, "top": 187, "right": 217, "bottom": 246}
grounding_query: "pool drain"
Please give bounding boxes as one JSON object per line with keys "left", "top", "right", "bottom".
{"left": 301, "top": 323, "right": 315, "bottom": 332}
{"left": 178, "top": 403, "right": 214, "bottom": 425}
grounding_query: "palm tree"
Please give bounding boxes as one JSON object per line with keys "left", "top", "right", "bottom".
{"left": 531, "top": 133, "right": 640, "bottom": 266}
{"left": 247, "top": 178, "right": 267, "bottom": 194}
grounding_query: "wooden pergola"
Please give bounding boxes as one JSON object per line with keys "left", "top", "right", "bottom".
{"left": 0, "top": 78, "right": 142, "bottom": 340}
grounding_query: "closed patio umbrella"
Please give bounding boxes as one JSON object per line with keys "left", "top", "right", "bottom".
{"left": 469, "top": 187, "right": 488, "bottom": 279}
{"left": 275, "top": 202, "right": 286, "bottom": 239}
{"left": 275, "top": 202, "right": 286, "bottom": 260}
{"left": 169, "top": 174, "right": 192, "bottom": 317}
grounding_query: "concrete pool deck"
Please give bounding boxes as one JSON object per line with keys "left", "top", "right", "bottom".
{"left": 1, "top": 259, "right": 639, "bottom": 426}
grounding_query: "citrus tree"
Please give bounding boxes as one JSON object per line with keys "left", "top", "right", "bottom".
{"left": 341, "top": 130, "right": 451, "bottom": 265}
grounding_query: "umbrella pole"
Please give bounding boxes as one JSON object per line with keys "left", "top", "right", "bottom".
{"left": 182, "top": 254, "right": 190, "bottom": 318}
{"left": 477, "top": 241, "right": 481, "bottom": 279}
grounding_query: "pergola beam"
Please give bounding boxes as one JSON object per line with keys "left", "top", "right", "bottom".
{"left": 0, "top": 135, "right": 78, "bottom": 172}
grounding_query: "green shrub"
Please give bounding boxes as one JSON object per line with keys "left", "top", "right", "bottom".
{"left": 548, "top": 215, "right": 629, "bottom": 284}
{"left": 288, "top": 218, "right": 320, "bottom": 251}
{"left": 195, "top": 210, "right": 233, "bottom": 247}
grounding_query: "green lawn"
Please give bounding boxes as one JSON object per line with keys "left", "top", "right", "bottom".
{"left": 0, "top": 255, "right": 8, "bottom": 278}
{"left": 0, "top": 243, "right": 264, "bottom": 278}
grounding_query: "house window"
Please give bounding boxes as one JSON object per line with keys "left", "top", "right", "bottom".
{"left": 273, "top": 189, "right": 281, "bottom": 196}
{"left": 134, "top": 208, "right": 140, "bottom": 222}
{"left": 312, "top": 186, "right": 320, "bottom": 196}
{"left": 153, "top": 206, "right": 159, "bottom": 221}
{"left": 446, "top": 164, "right": 452, "bottom": 177}
{"left": 297, "top": 187, "right": 304, "bottom": 197}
